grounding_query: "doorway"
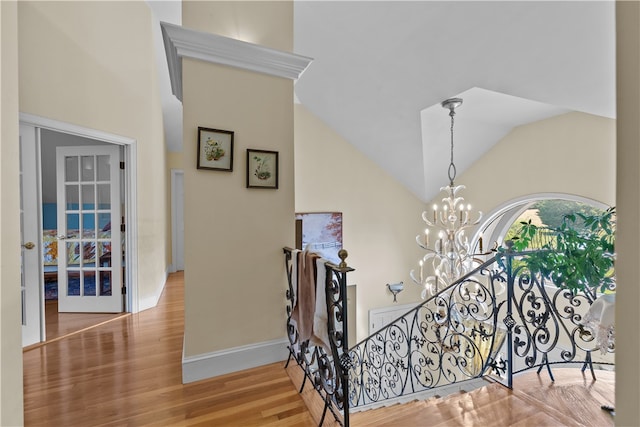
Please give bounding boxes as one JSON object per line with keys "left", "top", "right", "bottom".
{"left": 19, "top": 113, "right": 137, "bottom": 346}
{"left": 171, "top": 169, "right": 184, "bottom": 272}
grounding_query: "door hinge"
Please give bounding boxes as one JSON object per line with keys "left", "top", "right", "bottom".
{"left": 122, "top": 286, "right": 127, "bottom": 295}
{"left": 120, "top": 223, "right": 125, "bottom": 233}
{"left": 120, "top": 161, "right": 125, "bottom": 170}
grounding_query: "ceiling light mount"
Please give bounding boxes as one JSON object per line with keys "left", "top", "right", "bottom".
{"left": 441, "top": 98, "right": 463, "bottom": 112}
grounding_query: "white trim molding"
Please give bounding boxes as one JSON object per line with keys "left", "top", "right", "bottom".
{"left": 139, "top": 268, "right": 169, "bottom": 312}
{"left": 182, "top": 338, "right": 289, "bottom": 383}
{"left": 160, "top": 21, "right": 313, "bottom": 101}
{"left": 19, "top": 113, "right": 135, "bottom": 146}
{"left": 20, "top": 112, "right": 140, "bottom": 314}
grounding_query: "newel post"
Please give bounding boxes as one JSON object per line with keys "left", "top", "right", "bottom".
{"left": 326, "top": 249, "right": 354, "bottom": 427}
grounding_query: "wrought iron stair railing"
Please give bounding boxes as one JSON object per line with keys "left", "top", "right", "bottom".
{"left": 348, "top": 248, "right": 615, "bottom": 410}
{"left": 283, "top": 246, "right": 615, "bottom": 426}
{"left": 348, "top": 256, "right": 506, "bottom": 408}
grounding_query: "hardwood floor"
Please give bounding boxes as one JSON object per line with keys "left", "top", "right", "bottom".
{"left": 349, "top": 369, "right": 615, "bottom": 426}
{"left": 43, "top": 299, "right": 128, "bottom": 342}
{"left": 24, "top": 272, "right": 615, "bottom": 426}
{"left": 23, "top": 272, "right": 314, "bottom": 426}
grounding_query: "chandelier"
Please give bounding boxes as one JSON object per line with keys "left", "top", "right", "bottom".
{"left": 410, "top": 98, "right": 484, "bottom": 299}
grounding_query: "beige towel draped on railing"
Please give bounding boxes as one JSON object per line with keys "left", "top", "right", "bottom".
{"left": 290, "top": 249, "right": 331, "bottom": 352}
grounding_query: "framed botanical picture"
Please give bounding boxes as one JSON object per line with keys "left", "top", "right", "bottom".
{"left": 247, "top": 149, "right": 279, "bottom": 189}
{"left": 197, "top": 127, "right": 234, "bottom": 171}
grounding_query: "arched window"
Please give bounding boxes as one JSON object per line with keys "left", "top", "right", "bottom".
{"left": 475, "top": 194, "right": 609, "bottom": 253}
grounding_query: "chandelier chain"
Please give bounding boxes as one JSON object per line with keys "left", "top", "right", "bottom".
{"left": 448, "top": 108, "right": 457, "bottom": 186}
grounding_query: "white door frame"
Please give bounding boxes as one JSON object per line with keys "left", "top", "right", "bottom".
{"left": 19, "top": 113, "right": 139, "bottom": 313}
{"left": 170, "top": 169, "right": 184, "bottom": 272}
{"left": 20, "top": 124, "right": 45, "bottom": 345}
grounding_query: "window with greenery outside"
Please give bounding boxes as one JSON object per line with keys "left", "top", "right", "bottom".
{"left": 498, "top": 201, "right": 615, "bottom": 299}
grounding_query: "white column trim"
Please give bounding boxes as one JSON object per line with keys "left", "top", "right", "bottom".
{"left": 160, "top": 21, "right": 313, "bottom": 101}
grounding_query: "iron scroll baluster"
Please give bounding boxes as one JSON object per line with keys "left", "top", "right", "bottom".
{"left": 284, "top": 246, "right": 615, "bottom": 416}
{"left": 283, "top": 247, "right": 354, "bottom": 427}
{"left": 345, "top": 246, "right": 614, "bottom": 409}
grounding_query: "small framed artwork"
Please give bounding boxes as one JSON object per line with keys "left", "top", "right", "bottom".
{"left": 247, "top": 149, "right": 279, "bottom": 189}
{"left": 295, "top": 212, "right": 343, "bottom": 263}
{"left": 197, "top": 127, "right": 234, "bottom": 171}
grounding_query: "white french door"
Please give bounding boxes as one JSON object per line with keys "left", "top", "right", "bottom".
{"left": 56, "top": 145, "right": 122, "bottom": 312}
{"left": 20, "top": 124, "right": 44, "bottom": 346}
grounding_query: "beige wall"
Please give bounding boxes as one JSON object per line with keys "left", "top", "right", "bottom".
{"left": 0, "top": 2, "right": 25, "bottom": 425}
{"left": 167, "top": 151, "right": 184, "bottom": 171}
{"left": 18, "top": 1, "right": 168, "bottom": 309}
{"left": 181, "top": 1, "right": 295, "bottom": 356}
{"left": 294, "top": 107, "right": 616, "bottom": 343}
{"left": 615, "top": 1, "right": 640, "bottom": 424}
{"left": 452, "top": 111, "right": 616, "bottom": 218}
{"left": 430, "top": 112, "right": 615, "bottom": 292}
{"left": 294, "top": 104, "right": 426, "bottom": 341}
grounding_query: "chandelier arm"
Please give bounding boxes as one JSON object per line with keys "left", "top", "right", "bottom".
{"left": 415, "top": 237, "right": 438, "bottom": 254}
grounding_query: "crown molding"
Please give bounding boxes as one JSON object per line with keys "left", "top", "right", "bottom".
{"left": 160, "top": 22, "right": 313, "bottom": 102}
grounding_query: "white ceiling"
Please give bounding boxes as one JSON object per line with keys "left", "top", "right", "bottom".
{"left": 148, "top": 1, "right": 183, "bottom": 154}
{"left": 150, "top": 1, "right": 616, "bottom": 202}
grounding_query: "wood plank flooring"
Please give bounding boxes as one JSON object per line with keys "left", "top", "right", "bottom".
{"left": 351, "top": 369, "right": 614, "bottom": 426}
{"left": 23, "top": 272, "right": 314, "bottom": 426}
{"left": 24, "top": 272, "right": 615, "bottom": 426}
{"left": 43, "top": 299, "right": 128, "bottom": 342}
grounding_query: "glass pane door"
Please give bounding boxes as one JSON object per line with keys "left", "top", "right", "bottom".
{"left": 56, "top": 146, "right": 122, "bottom": 313}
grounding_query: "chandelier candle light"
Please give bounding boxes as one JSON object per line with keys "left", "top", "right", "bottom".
{"left": 410, "top": 98, "right": 484, "bottom": 299}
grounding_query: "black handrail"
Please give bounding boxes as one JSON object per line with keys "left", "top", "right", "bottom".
{"left": 283, "top": 247, "right": 354, "bottom": 427}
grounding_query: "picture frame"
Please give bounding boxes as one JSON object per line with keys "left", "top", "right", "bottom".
{"left": 295, "top": 212, "right": 343, "bottom": 263}
{"left": 197, "top": 127, "right": 234, "bottom": 171}
{"left": 246, "top": 149, "right": 279, "bottom": 189}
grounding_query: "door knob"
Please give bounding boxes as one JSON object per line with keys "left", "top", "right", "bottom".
{"left": 22, "top": 242, "right": 35, "bottom": 250}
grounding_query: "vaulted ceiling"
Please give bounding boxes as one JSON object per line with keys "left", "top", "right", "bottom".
{"left": 151, "top": 1, "right": 616, "bottom": 202}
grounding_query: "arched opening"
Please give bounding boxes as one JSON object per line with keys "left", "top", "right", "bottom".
{"left": 474, "top": 193, "right": 609, "bottom": 253}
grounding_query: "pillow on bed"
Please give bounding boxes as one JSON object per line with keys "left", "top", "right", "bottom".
{"left": 42, "top": 229, "right": 103, "bottom": 266}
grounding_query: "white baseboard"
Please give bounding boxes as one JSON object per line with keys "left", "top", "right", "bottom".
{"left": 138, "top": 268, "right": 169, "bottom": 312}
{"left": 182, "top": 337, "right": 289, "bottom": 384}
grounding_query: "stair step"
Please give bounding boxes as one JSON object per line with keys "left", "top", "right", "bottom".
{"left": 345, "top": 370, "right": 612, "bottom": 426}
{"left": 351, "top": 390, "right": 471, "bottom": 425}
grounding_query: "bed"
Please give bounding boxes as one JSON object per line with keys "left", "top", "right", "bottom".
{"left": 42, "top": 228, "right": 112, "bottom": 299}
